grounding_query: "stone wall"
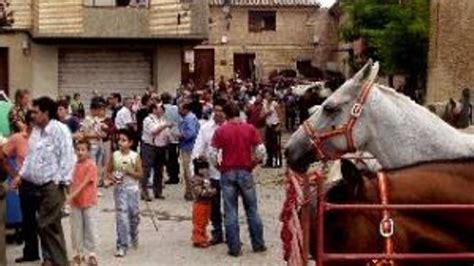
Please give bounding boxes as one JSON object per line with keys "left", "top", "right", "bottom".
{"left": 196, "top": 6, "right": 318, "bottom": 80}
{"left": 205, "top": 44, "right": 314, "bottom": 81}
{"left": 427, "top": 0, "right": 474, "bottom": 103}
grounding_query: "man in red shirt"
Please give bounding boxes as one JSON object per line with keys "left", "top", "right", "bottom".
{"left": 211, "top": 102, "right": 267, "bottom": 257}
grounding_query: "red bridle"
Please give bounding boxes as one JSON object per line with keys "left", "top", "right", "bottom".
{"left": 302, "top": 78, "right": 376, "bottom": 161}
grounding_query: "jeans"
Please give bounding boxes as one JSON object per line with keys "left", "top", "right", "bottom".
{"left": 90, "top": 143, "right": 104, "bottom": 182}
{"left": 90, "top": 144, "right": 104, "bottom": 167}
{"left": 113, "top": 185, "right": 140, "bottom": 250}
{"left": 221, "top": 169, "right": 265, "bottom": 253}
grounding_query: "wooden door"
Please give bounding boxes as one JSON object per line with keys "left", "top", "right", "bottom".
{"left": 233, "top": 53, "right": 255, "bottom": 80}
{"left": 0, "top": 48, "right": 8, "bottom": 96}
{"left": 193, "top": 49, "right": 214, "bottom": 90}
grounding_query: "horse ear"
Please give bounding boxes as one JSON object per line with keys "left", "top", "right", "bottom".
{"left": 449, "top": 98, "right": 456, "bottom": 106}
{"left": 352, "top": 60, "right": 379, "bottom": 92}
{"left": 308, "top": 105, "right": 321, "bottom": 116}
{"left": 340, "top": 158, "right": 363, "bottom": 189}
{"left": 352, "top": 59, "right": 373, "bottom": 83}
{"left": 367, "top": 61, "right": 380, "bottom": 86}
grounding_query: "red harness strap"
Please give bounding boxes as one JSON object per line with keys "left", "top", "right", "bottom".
{"left": 302, "top": 77, "right": 376, "bottom": 161}
{"left": 370, "top": 172, "right": 395, "bottom": 266}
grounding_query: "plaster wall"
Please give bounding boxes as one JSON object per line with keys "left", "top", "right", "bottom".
{"left": 0, "top": 32, "right": 32, "bottom": 97}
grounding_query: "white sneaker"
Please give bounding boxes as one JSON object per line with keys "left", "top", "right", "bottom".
{"left": 115, "top": 248, "right": 126, "bottom": 257}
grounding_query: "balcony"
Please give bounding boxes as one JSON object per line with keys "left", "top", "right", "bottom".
{"left": 26, "top": 0, "right": 208, "bottom": 40}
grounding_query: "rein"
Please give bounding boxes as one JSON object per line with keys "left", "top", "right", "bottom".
{"left": 369, "top": 172, "right": 395, "bottom": 266}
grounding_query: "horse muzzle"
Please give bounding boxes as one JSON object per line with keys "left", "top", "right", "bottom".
{"left": 284, "top": 144, "right": 315, "bottom": 174}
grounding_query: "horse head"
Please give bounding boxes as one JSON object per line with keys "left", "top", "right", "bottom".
{"left": 285, "top": 60, "right": 380, "bottom": 173}
{"left": 442, "top": 98, "right": 468, "bottom": 128}
{"left": 308, "top": 159, "right": 367, "bottom": 258}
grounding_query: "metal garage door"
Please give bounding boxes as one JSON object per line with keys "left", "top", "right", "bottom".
{"left": 59, "top": 48, "right": 153, "bottom": 107}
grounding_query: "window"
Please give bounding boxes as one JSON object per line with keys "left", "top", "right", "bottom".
{"left": 248, "top": 11, "right": 276, "bottom": 32}
{"left": 84, "top": 0, "right": 149, "bottom": 7}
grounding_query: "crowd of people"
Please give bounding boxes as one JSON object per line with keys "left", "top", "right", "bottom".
{"left": 0, "top": 77, "right": 309, "bottom": 265}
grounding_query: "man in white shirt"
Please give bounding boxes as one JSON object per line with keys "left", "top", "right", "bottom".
{"left": 141, "top": 103, "right": 171, "bottom": 201}
{"left": 115, "top": 97, "right": 135, "bottom": 130}
{"left": 190, "top": 100, "right": 226, "bottom": 245}
{"left": 263, "top": 91, "right": 281, "bottom": 168}
{"left": 115, "top": 97, "right": 138, "bottom": 150}
{"left": 161, "top": 93, "right": 181, "bottom": 185}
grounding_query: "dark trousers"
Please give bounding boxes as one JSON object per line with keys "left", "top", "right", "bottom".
{"left": 285, "top": 109, "right": 296, "bottom": 131}
{"left": 210, "top": 179, "right": 223, "bottom": 241}
{"left": 141, "top": 143, "right": 166, "bottom": 197}
{"left": 19, "top": 181, "right": 40, "bottom": 260}
{"left": 166, "top": 143, "right": 180, "bottom": 183}
{"left": 265, "top": 125, "right": 282, "bottom": 167}
{"left": 0, "top": 198, "right": 6, "bottom": 265}
{"left": 37, "top": 182, "right": 68, "bottom": 265}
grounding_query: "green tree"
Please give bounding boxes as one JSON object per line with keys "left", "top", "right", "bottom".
{"left": 340, "top": 0, "right": 430, "bottom": 102}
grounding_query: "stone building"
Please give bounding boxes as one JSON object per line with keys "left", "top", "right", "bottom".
{"left": 427, "top": 0, "right": 474, "bottom": 103}
{"left": 189, "top": 0, "right": 320, "bottom": 88}
{"left": 0, "top": 0, "right": 208, "bottom": 102}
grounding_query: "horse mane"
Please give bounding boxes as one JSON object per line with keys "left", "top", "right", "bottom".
{"left": 361, "top": 83, "right": 474, "bottom": 169}
{"left": 376, "top": 84, "right": 469, "bottom": 128}
{"left": 376, "top": 84, "right": 436, "bottom": 117}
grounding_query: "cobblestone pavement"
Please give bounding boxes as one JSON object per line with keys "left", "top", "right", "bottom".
{"left": 6, "top": 158, "right": 289, "bottom": 266}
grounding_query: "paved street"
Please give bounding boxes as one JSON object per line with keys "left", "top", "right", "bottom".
{"left": 6, "top": 166, "right": 288, "bottom": 266}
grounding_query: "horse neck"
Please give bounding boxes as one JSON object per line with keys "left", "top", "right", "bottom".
{"left": 361, "top": 86, "right": 474, "bottom": 170}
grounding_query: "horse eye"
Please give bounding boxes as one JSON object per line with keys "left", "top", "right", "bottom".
{"left": 323, "top": 104, "right": 341, "bottom": 114}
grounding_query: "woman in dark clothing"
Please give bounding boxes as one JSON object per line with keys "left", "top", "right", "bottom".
{"left": 57, "top": 100, "right": 80, "bottom": 134}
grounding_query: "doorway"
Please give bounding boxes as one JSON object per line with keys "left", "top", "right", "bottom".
{"left": 233, "top": 53, "right": 255, "bottom": 80}
{"left": 0, "top": 48, "right": 8, "bottom": 96}
{"left": 194, "top": 49, "right": 215, "bottom": 90}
